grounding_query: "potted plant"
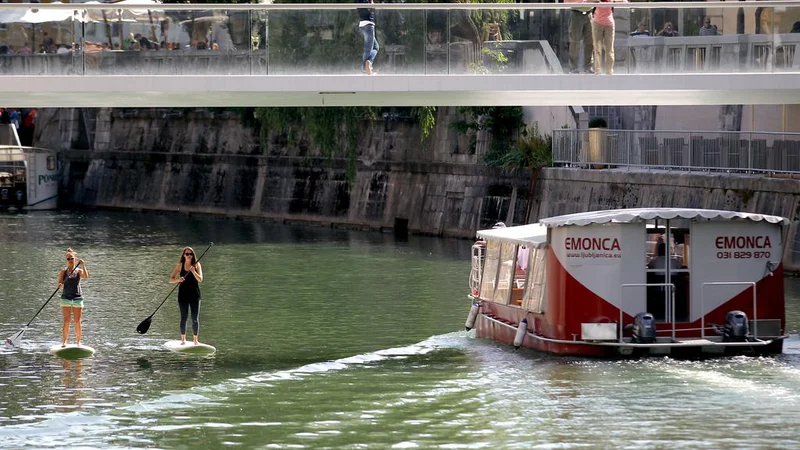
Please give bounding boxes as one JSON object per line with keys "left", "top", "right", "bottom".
{"left": 587, "top": 116, "right": 608, "bottom": 169}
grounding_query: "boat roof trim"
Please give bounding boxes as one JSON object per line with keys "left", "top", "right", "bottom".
{"left": 539, "top": 208, "right": 789, "bottom": 227}
{"left": 476, "top": 223, "right": 548, "bottom": 248}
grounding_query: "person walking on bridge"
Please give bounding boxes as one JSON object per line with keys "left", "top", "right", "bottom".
{"left": 357, "top": 0, "right": 379, "bottom": 75}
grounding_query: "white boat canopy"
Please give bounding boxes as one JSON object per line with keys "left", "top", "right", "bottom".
{"left": 476, "top": 223, "right": 548, "bottom": 248}
{"left": 540, "top": 208, "right": 789, "bottom": 228}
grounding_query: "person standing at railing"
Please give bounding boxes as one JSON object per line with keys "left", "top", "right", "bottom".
{"left": 699, "top": 17, "right": 718, "bottom": 36}
{"left": 565, "top": 0, "right": 594, "bottom": 74}
{"left": 630, "top": 21, "right": 650, "bottom": 37}
{"left": 590, "top": 0, "right": 625, "bottom": 75}
{"left": 357, "top": 0, "right": 379, "bottom": 75}
{"left": 657, "top": 22, "right": 679, "bottom": 37}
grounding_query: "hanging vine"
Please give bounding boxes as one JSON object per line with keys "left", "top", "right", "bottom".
{"left": 411, "top": 106, "right": 437, "bottom": 142}
{"left": 254, "top": 107, "right": 376, "bottom": 185}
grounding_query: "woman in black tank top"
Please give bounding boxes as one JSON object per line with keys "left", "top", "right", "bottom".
{"left": 169, "top": 246, "right": 204, "bottom": 345}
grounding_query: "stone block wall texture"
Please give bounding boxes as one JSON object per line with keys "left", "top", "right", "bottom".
{"left": 36, "top": 108, "right": 800, "bottom": 271}
{"left": 52, "top": 107, "right": 529, "bottom": 238}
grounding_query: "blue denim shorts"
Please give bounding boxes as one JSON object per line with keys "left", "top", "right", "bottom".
{"left": 60, "top": 297, "right": 84, "bottom": 308}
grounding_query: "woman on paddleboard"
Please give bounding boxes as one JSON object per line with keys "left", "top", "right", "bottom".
{"left": 169, "top": 246, "right": 203, "bottom": 345}
{"left": 58, "top": 248, "right": 89, "bottom": 347}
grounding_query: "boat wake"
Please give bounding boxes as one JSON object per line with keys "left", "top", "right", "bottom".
{"left": 124, "top": 331, "right": 471, "bottom": 412}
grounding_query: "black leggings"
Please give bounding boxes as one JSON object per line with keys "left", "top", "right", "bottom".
{"left": 178, "top": 297, "right": 200, "bottom": 336}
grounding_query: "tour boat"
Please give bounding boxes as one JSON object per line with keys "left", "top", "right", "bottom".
{"left": 466, "top": 208, "right": 789, "bottom": 357}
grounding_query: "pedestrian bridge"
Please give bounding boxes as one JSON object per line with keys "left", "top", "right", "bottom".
{"left": 1, "top": 1, "right": 799, "bottom": 107}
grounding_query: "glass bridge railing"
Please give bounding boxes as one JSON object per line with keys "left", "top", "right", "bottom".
{"left": 0, "top": 2, "right": 798, "bottom": 77}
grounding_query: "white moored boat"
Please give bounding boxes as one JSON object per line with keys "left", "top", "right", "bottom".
{"left": 467, "top": 208, "right": 789, "bottom": 358}
{"left": 0, "top": 145, "right": 59, "bottom": 211}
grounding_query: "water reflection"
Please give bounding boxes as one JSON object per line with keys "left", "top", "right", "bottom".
{"left": 55, "top": 359, "right": 85, "bottom": 411}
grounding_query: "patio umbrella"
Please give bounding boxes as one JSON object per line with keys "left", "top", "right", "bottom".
{"left": 82, "top": 0, "right": 165, "bottom": 48}
{"left": 0, "top": 3, "right": 80, "bottom": 24}
{"left": 0, "top": 2, "right": 84, "bottom": 52}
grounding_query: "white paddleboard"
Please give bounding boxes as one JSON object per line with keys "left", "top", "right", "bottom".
{"left": 164, "top": 340, "right": 216, "bottom": 355}
{"left": 49, "top": 344, "right": 96, "bottom": 360}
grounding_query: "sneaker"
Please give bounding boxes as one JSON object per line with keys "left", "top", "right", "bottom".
{"left": 569, "top": 69, "right": 581, "bottom": 74}
{"left": 585, "top": 68, "right": 595, "bottom": 74}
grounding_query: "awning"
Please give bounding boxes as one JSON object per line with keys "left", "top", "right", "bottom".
{"left": 476, "top": 223, "right": 548, "bottom": 248}
{"left": 540, "top": 208, "right": 790, "bottom": 228}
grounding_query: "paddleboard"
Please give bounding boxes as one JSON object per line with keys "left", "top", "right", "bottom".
{"left": 49, "top": 344, "right": 96, "bottom": 360}
{"left": 164, "top": 340, "right": 216, "bottom": 355}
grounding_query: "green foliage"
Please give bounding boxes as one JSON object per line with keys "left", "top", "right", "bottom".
{"left": 411, "top": 107, "right": 437, "bottom": 142}
{"left": 254, "top": 107, "right": 377, "bottom": 184}
{"left": 452, "top": 106, "right": 525, "bottom": 156}
{"left": 588, "top": 117, "right": 608, "bottom": 128}
{"left": 452, "top": 107, "right": 552, "bottom": 171}
{"left": 469, "top": 0, "right": 515, "bottom": 41}
{"left": 470, "top": 46, "right": 509, "bottom": 74}
{"left": 483, "top": 125, "right": 552, "bottom": 171}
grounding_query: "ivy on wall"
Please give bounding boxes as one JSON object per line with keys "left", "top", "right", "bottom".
{"left": 255, "top": 107, "right": 377, "bottom": 184}
{"left": 411, "top": 107, "right": 437, "bottom": 142}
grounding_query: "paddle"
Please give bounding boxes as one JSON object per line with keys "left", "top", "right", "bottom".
{"left": 5, "top": 261, "right": 82, "bottom": 347}
{"left": 136, "top": 242, "right": 213, "bottom": 335}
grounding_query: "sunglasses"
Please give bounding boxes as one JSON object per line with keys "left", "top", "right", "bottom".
{"left": 184, "top": 252, "right": 194, "bottom": 256}
{"left": 67, "top": 257, "right": 74, "bottom": 261}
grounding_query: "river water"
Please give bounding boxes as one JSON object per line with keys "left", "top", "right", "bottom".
{"left": 1, "top": 210, "right": 800, "bottom": 449}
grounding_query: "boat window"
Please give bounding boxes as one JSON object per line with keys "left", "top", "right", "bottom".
{"left": 646, "top": 230, "right": 691, "bottom": 322}
{"left": 0, "top": 172, "right": 11, "bottom": 188}
{"left": 479, "top": 240, "right": 502, "bottom": 301}
{"left": 522, "top": 248, "right": 547, "bottom": 313}
{"left": 47, "top": 156, "right": 56, "bottom": 171}
{"left": 492, "top": 242, "right": 517, "bottom": 304}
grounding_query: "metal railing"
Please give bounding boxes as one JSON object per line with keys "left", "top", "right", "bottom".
{"left": 700, "top": 281, "right": 759, "bottom": 340}
{"left": 621, "top": 282, "right": 676, "bottom": 342}
{"left": 553, "top": 129, "right": 800, "bottom": 174}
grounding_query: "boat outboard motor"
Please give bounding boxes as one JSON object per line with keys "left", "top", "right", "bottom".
{"left": 632, "top": 313, "right": 657, "bottom": 343}
{"left": 724, "top": 310, "right": 749, "bottom": 342}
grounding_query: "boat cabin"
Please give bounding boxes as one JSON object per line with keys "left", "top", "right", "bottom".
{"left": 468, "top": 208, "right": 789, "bottom": 357}
{"left": 0, "top": 145, "right": 59, "bottom": 211}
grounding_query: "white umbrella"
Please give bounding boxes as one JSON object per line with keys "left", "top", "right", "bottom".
{"left": 82, "top": 0, "right": 164, "bottom": 24}
{"left": 0, "top": 2, "right": 83, "bottom": 24}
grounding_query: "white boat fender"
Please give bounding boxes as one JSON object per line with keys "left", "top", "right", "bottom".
{"left": 465, "top": 302, "right": 480, "bottom": 331}
{"left": 514, "top": 318, "right": 528, "bottom": 349}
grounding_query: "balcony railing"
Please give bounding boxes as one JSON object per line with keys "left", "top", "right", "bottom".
{"left": 553, "top": 129, "right": 800, "bottom": 174}
{"left": 0, "top": 2, "right": 799, "bottom": 76}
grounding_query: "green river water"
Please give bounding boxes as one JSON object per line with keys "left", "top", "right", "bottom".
{"left": 1, "top": 210, "right": 800, "bottom": 449}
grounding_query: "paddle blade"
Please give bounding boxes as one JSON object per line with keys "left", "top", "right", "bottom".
{"left": 6, "top": 328, "right": 26, "bottom": 347}
{"left": 136, "top": 316, "right": 152, "bottom": 335}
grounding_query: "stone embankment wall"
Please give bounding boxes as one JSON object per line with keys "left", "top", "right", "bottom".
{"left": 36, "top": 108, "right": 530, "bottom": 238}
{"left": 36, "top": 108, "right": 800, "bottom": 271}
